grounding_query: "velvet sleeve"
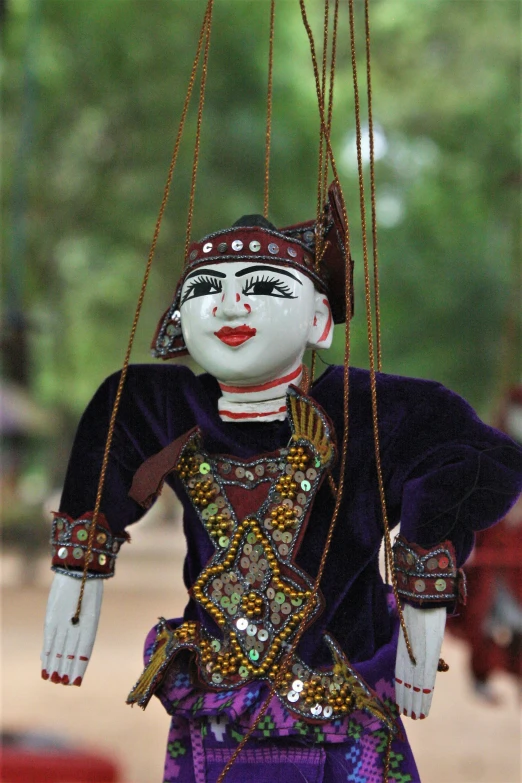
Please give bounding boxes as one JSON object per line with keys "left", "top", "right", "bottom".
{"left": 58, "top": 364, "right": 198, "bottom": 534}
{"left": 385, "top": 380, "right": 522, "bottom": 566}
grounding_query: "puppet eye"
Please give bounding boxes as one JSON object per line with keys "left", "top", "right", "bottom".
{"left": 242, "top": 274, "right": 297, "bottom": 299}
{"left": 181, "top": 276, "right": 223, "bottom": 305}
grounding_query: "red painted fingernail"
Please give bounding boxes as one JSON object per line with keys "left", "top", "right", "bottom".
{"left": 62, "top": 675, "right": 69, "bottom": 685}
{"left": 79, "top": 656, "right": 89, "bottom": 662}
{"left": 73, "top": 676, "right": 82, "bottom": 687}
{"left": 67, "top": 655, "right": 75, "bottom": 660}
{"left": 395, "top": 678, "right": 402, "bottom": 684}
{"left": 405, "top": 683, "right": 411, "bottom": 689}
{"left": 403, "top": 708, "right": 408, "bottom": 716}
{"left": 411, "top": 711, "right": 417, "bottom": 720}
{"left": 41, "top": 670, "right": 49, "bottom": 680}
{"left": 422, "top": 688, "right": 432, "bottom": 694}
{"left": 413, "top": 686, "right": 420, "bottom": 692}
{"left": 56, "top": 653, "right": 63, "bottom": 658}
{"left": 51, "top": 672, "right": 61, "bottom": 684}
{"left": 420, "top": 713, "right": 426, "bottom": 720}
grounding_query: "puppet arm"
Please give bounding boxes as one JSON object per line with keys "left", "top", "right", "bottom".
{"left": 41, "top": 573, "right": 103, "bottom": 685}
{"left": 395, "top": 603, "right": 446, "bottom": 719}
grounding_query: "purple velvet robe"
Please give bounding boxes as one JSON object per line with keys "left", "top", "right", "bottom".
{"left": 59, "top": 365, "right": 522, "bottom": 782}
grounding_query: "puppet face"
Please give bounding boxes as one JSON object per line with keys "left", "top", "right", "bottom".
{"left": 180, "top": 261, "right": 333, "bottom": 384}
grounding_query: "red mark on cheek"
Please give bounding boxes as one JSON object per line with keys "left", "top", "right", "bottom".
{"left": 235, "top": 293, "right": 240, "bottom": 302}
{"left": 313, "top": 315, "right": 317, "bottom": 327}
{"left": 244, "top": 303, "right": 251, "bottom": 313}
{"left": 221, "top": 294, "right": 225, "bottom": 302}
{"left": 212, "top": 307, "right": 217, "bottom": 316}
{"left": 318, "top": 299, "right": 332, "bottom": 343}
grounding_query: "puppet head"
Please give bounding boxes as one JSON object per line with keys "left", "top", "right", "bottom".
{"left": 152, "top": 182, "right": 352, "bottom": 391}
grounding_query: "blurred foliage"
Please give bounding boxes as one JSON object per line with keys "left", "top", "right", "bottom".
{"left": 2, "top": 0, "right": 521, "bottom": 437}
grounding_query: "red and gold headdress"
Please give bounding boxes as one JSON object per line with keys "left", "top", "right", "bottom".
{"left": 152, "top": 181, "right": 353, "bottom": 359}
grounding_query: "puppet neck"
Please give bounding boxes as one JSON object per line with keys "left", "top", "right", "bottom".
{"left": 217, "top": 363, "right": 303, "bottom": 423}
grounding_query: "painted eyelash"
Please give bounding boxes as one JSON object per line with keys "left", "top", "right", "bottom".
{"left": 181, "top": 275, "right": 222, "bottom": 305}
{"left": 242, "top": 274, "right": 296, "bottom": 298}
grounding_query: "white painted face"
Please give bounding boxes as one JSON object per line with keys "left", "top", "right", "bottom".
{"left": 180, "top": 261, "right": 333, "bottom": 385}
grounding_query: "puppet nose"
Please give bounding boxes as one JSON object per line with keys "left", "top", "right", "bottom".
{"left": 220, "top": 283, "right": 249, "bottom": 318}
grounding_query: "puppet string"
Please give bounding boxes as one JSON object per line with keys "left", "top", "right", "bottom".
{"left": 365, "top": 0, "right": 382, "bottom": 372}
{"left": 184, "top": 0, "right": 215, "bottom": 260}
{"left": 347, "top": 0, "right": 415, "bottom": 664}
{"left": 72, "top": 1, "right": 214, "bottom": 624}
{"left": 264, "top": 0, "right": 276, "bottom": 219}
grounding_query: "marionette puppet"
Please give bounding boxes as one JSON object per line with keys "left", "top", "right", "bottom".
{"left": 40, "top": 2, "right": 522, "bottom": 782}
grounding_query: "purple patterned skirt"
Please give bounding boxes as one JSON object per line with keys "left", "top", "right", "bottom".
{"left": 144, "top": 593, "right": 419, "bottom": 783}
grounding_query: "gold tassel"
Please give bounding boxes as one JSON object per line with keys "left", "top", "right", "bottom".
{"left": 126, "top": 619, "right": 176, "bottom": 709}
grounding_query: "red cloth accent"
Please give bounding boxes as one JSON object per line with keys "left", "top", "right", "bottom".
{"left": 393, "top": 535, "right": 465, "bottom": 612}
{"left": 51, "top": 511, "right": 128, "bottom": 577}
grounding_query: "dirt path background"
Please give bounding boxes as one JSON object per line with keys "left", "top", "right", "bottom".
{"left": 2, "top": 522, "right": 520, "bottom": 783}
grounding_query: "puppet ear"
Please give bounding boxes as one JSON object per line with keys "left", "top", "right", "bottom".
{"left": 307, "top": 292, "right": 333, "bottom": 350}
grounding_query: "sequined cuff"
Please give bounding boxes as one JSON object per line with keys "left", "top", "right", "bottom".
{"left": 392, "top": 535, "right": 467, "bottom": 612}
{"left": 51, "top": 511, "right": 129, "bottom": 579}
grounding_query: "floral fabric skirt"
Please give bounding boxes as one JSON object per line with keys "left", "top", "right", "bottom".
{"left": 162, "top": 712, "right": 418, "bottom": 783}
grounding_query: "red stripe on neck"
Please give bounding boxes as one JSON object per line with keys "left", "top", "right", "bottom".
{"left": 220, "top": 405, "right": 287, "bottom": 420}
{"left": 219, "top": 365, "right": 302, "bottom": 395}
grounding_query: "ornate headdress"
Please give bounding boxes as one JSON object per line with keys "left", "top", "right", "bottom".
{"left": 152, "top": 181, "right": 353, "bottom": 359}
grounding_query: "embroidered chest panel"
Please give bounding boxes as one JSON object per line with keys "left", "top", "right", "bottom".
{"left": 178, "top": 438, "right": 325, "bottom": 674}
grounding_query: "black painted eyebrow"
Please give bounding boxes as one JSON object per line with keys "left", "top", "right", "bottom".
{"left": 185, "top": 267, "right": 227, "bottom": 281}
{"left": 234, "top": 265, "right": 302, "bottom": 284}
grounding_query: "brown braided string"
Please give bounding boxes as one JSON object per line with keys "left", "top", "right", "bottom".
{"left": 314, "top": 0, "right": 330, "bottom": 263}
{"left": 263, "top": 0, "right": 276, "bottom": 219}
{"left": 309, "top": 0, "right": 338, "bottom": 388}
{"left": 347, "top": 0, "right": 415, "bottom": 664}
{"left": 364, "top": 0, "right": 382, "bottom": 372}
{"left": 72, "top": 2, "right": 213, "bottom": 623}
{"left": 184, "top": 0, "right": 215, "bottom": 261}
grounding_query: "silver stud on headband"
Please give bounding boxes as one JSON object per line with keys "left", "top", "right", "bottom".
{"left": 249, "top": 240, "right": 261, "bottom": 252}
{"left": 203, "top": 242, "right": 213, "bottom": 253}
{"left": 268, "top": 243, "right": 279, "bottom": 255}
{"left": 232, "top": 239, "right": 243, "bottom": 251}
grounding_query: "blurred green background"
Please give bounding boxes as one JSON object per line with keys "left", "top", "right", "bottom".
{"left": 2, "top": 0, "right": 521, "bottom": 544}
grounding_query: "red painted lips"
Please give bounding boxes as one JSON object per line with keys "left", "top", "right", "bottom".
{"left": 214, "top": 325, "right": 257, "bottom": 347}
